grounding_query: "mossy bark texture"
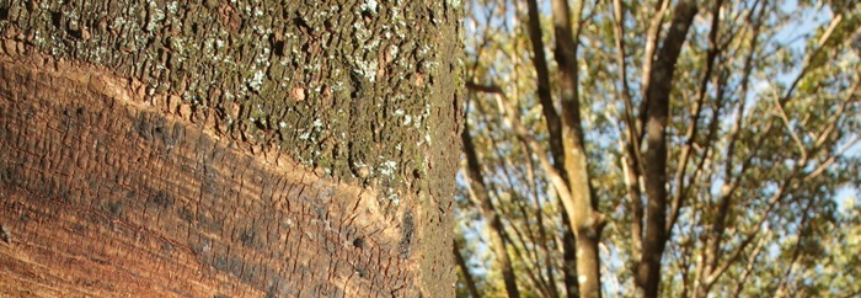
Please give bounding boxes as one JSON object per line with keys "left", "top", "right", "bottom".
{"left": 0, "top": 0, "right": 462, "bottom": 297}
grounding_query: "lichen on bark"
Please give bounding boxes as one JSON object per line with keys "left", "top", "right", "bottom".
{"left": 0, "top": 0, "right": 462, "bottom": 210}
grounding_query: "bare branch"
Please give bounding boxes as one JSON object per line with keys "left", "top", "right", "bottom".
{"left": 454, "top": 241, "right": 483, "bottom": 298}
{"left": 731, "top": 228, "right": 770, "bottom": 298}
{"left": 466, "top": 81, "right": 575, "bottom": 218}
{"left": 667, "top": 0, "right": 724, "bottom": 234}
{"left": 502, "top": 230, "right": 554, "bottom": 298}
{"left": 613, "top": 0, "right": 646, "bottom": 265}
{"left": 779, "top": 14, "right": 844, "bottom": 105}
{"left": 772, "top": 91, "right": 808, "bottom": 163}
{"left": 773, "top": 200, "right": 815, "bottom": 298}
{"left": 725, "top": 0, "right": 767, "bottom": 179}
{"left": 462, "top": 120, "right": 522, "bottom": 298}
{"left": 525, "top": 0, "right": 566, "bottom": 173}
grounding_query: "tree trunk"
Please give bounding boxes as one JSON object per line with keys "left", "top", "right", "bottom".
{"left": 0, "top": 1, "right": 461, "bottom": 297}
{"left": 636, "top": 1, "right": 697, "bottom": 297}
{"left": 523, "top": 0, "right": 580, "bottom": 296}
{"left": 549, "top": 0, "right": 603, "bottom": 297}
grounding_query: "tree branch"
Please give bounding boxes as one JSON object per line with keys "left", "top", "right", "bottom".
{"left": 638, "top": 0, "right": 674, "bottom": 140}
{"left": 613, "top": 0, "right": 646, "bottom": 266}
{"left": 667, "top": 0, "right": 724, "bottom": 234}
{"left": 454, "top": 240, "right": 483, "bottom": 298}
{"left": 462, "top": 121, "right": 522, "bottom": 298}
{"left": 637, "top": 1, "right": 699, "bottom": 296}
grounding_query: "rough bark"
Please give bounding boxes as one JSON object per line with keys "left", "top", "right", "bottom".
{"left": 0, "top": 1, "right": 461, "bottom": 297}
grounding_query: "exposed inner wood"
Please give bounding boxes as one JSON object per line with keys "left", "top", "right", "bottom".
{"left": 0, "top": 55, "right": 422, "bottom": 297}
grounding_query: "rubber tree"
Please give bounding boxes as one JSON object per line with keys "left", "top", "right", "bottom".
{"left": 0, "top": 0, "right": 462, "bottom": 297}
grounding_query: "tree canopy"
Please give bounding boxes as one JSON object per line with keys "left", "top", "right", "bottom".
{"left": 454, "top": 0, "right": 861, "bottom": 297}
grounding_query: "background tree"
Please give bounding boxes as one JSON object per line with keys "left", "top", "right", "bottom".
{"left": 455, "top": 0, "right": 861, "bottom": 297}
{"left": 0, "top": 1, "right": 462, "bottom": 297}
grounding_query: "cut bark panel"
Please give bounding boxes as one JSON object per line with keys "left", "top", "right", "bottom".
{"left": 0, "top": 48, "right": 455, "bottom": 298}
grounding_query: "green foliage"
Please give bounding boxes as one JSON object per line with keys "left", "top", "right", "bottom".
{"left": 456, "top": 0, "right": 861, "bottom": 297}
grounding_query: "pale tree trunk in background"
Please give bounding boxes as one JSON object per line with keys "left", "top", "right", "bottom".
{"left": 548, "top": 0, "right": 605, "bottom": 297}
{"left": 524, "top": 0, "right": 580, "bottom": 296}
{"left": 527, "top": 0, "right": 606, "bottom": 296}
{"left": 0, "top": 1, "right": 461, "bottom": 297}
